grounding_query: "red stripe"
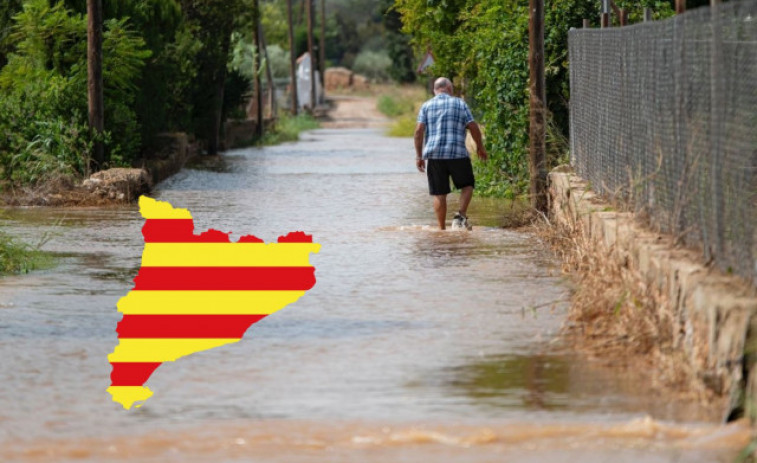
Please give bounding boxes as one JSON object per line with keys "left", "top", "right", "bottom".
{"left": 277, "top": 231, "right": 313, "bottom": 243}
{"left": 132, "top": 267, "right": 316, "bottom": 290}
{"left": 142, "top": 219, "right": 246, "bottom": 243}
{"left": 116, "top": 314, "right": 267, "bottom": 338}
{"left": 110, "top": 362, "right": 161, "bottom": 386}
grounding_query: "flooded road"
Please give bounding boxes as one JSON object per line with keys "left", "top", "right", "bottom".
{"left": 0, "top": 128, "right": 748, "bottom": 461}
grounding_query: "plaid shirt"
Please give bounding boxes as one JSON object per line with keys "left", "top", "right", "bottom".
{"left": 417, "top": 93, "right": 475, "bottom": 160}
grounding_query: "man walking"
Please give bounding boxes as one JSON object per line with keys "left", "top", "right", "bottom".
{"left": 415, "top": 77, "right": 487, "bottom": 230}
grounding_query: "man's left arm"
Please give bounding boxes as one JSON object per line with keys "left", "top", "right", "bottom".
{"left": 466, "top": 122, "right": 488, "bottom": 161}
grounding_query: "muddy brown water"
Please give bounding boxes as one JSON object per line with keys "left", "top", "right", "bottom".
{"left": 0, "top": 128, "right": 748, "bottom": 462}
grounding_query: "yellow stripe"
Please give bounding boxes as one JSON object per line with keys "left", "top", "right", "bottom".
{"left": 138, "top": 196, "right": 192, "bottom": 219}
{"left": 108, "top": 338, "right": 239, "bottom": 363}
{"left": 107, "top": 386, "right": 153, "bottom": 410}
{"left": 117, "top": 290, "right": 306, "bottom": 315}
{"left": 140, "top": 242, "right": 320, "bottom": 267}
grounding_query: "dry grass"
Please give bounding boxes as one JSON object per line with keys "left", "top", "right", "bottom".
{"left": 533, "top": 217, "right": 710, "bottom": 399}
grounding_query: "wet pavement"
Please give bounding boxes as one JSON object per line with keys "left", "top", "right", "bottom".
{"left": 0, "top": 128, "right": 747, "bottom": 462}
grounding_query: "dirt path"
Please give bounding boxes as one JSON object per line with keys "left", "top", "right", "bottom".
{"left": 319, "top": 95, "right": 391, "bottom": 129}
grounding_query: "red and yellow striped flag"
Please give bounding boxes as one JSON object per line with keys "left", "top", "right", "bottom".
{"left": 107, "top": 197, "right": 320, "bottom": 409}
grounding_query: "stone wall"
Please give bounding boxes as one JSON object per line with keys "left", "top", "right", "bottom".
{"left": 139, "top": 132, "right": 196, "bottom": 186}
{"left": 549, "top": 171, "right": 757, "bottom": 422}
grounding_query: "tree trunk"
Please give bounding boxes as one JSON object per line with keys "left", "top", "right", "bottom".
{"left": 287, "top": 0, "right": 298, "bottom": 114}
{"left": 319, "top": 0, "right": 326, "bottom": 102}
{"left": 87, "top": 0, "right": 104, "bottom": 173}
{"left": 306, "top": 0, "right": 316, "bottom": 110}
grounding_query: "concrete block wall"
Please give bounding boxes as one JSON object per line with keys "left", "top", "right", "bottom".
{"left": 549, "top": 171, "right": 757, "bottom": 421}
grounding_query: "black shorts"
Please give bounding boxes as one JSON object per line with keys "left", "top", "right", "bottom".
{"left": 426, "top": 158, "right": 475, "bottom": 196}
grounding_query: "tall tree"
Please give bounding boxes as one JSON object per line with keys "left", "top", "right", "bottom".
{"left": 0, "top": 0, "right": 23, "bottom": 68}
{"left": 381, "top": 0, "right": 415, "bottom": 83}
{"left": 181, "top": 0, "right": 244, "bottom": 155}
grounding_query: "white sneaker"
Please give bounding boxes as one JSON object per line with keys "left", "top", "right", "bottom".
{"left": 451, "top": 212, "right": 472, "bottom": 230}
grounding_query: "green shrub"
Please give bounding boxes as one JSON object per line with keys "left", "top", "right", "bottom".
{"left": 387, "top": 113, "right": 417, "bottom": 137}
{"left": 0, "top": 0, "right": 150, "bottom": 185}
{"left": 377, "top": 94, "right": 415, "bottom": 118}
{"left": 261, "top": 113, "right": 320, "bottom": 145}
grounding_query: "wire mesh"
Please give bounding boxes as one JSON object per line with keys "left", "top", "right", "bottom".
{"left": 569, "top": 0, "right": 757, "bottom": 285}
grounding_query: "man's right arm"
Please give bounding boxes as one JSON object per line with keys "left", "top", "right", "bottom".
{"left": 414, "top": 123, "right": 426, "bottom": 173}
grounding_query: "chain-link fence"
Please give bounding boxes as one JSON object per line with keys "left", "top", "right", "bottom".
{"left": 569, "top": 0, "right": 757, "bottom": 285}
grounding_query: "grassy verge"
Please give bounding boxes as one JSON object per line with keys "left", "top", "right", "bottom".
{"left": 0, "top": 232, "right": 53, "bottom": 275}
{"left": 261, "top": 113, "right": 320, "bottom": 145}
{"left": 375, "top": 85, "right": 428, "bottom": 138}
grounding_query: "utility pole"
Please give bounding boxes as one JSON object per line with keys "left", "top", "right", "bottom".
{"left": 87, "top": 0, "right": 104, "bottom": 173}
{"left": 253, "top": 0, "right": 263, "bottom": 138}
{"left": 319, "top": 0, "right": 326, "bottom": 102}
{"left": 287, "top": 0, "right": 298, "bottom": 114}
{"left": 306, "top": 0, "right": 316, "bottom": 110}
{"left": 528, "top": 0, "right": 547, "bottom": 212}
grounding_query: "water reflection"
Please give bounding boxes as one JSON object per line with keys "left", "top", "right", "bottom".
{"left": 449, "top": 354, "right": 572, "bottom": 411}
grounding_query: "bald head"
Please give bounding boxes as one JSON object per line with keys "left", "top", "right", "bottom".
{"left": 433, "top": 77, "right": 453, "bottom": 95}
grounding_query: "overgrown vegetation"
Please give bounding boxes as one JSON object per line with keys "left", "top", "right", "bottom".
{"left": 534, "top": 217, "right": 704, "bottom": 397}
{"left": 395, "top": 0, "right": 673, "bottom": 198}
{"left": 0, "top": 0, "right": 150, "bottom": 184}
{"left": 0, "top": 232, "right": 52, "bottom": 274}
{"left": 0, "top": 0, "right": 424, "bottom": 193}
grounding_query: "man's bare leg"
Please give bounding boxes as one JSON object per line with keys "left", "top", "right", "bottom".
{"left": 458, "top": 186, "right": 474, "bottom": 217}
{"left": 433, "top": 195, "right": 447, "bottom": 230}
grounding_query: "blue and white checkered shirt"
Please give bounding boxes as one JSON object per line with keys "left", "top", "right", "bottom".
{"left": 417, "top": 93, "right": 475, "bottom": 160}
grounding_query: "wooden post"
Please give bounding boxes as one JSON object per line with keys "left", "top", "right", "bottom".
{"left": 253, "top": 0, "right": 263, "bottom": 138}
{"left": 529, "top": 0, "right": 547, "bottom": 212}
{"left": 306, "top": 0, "right": 316, "bottom": 110}
{"left": 675, "top": 0, "right": 685, "bottom": 14}
{"left": 87, "top": 0, "right": 104, "bottom": 173}
{"left": 582, "top": 18, "right": 590, "bottom": 28}
{"left": 601, "top": 0, "right": 611, "bottom": 27}
{"left": 643, "top": 7, "right": 652, "bottom": 22}
{"left": 619, "top": 8, "right": 628, "bottom": 26}
{"left": 319, "top": 0, "right": 326, "bottom": 102}
{"left": 286, "top": 0, "right": 298, "bottom": 115}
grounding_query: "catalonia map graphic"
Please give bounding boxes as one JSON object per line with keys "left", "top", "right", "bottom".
{"left": 107, "top": 196, "right": 320, "bottom": 409}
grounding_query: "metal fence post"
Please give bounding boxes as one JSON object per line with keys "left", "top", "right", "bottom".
{"left": 710, "top": 0, "right": 725, "bottom": 262}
